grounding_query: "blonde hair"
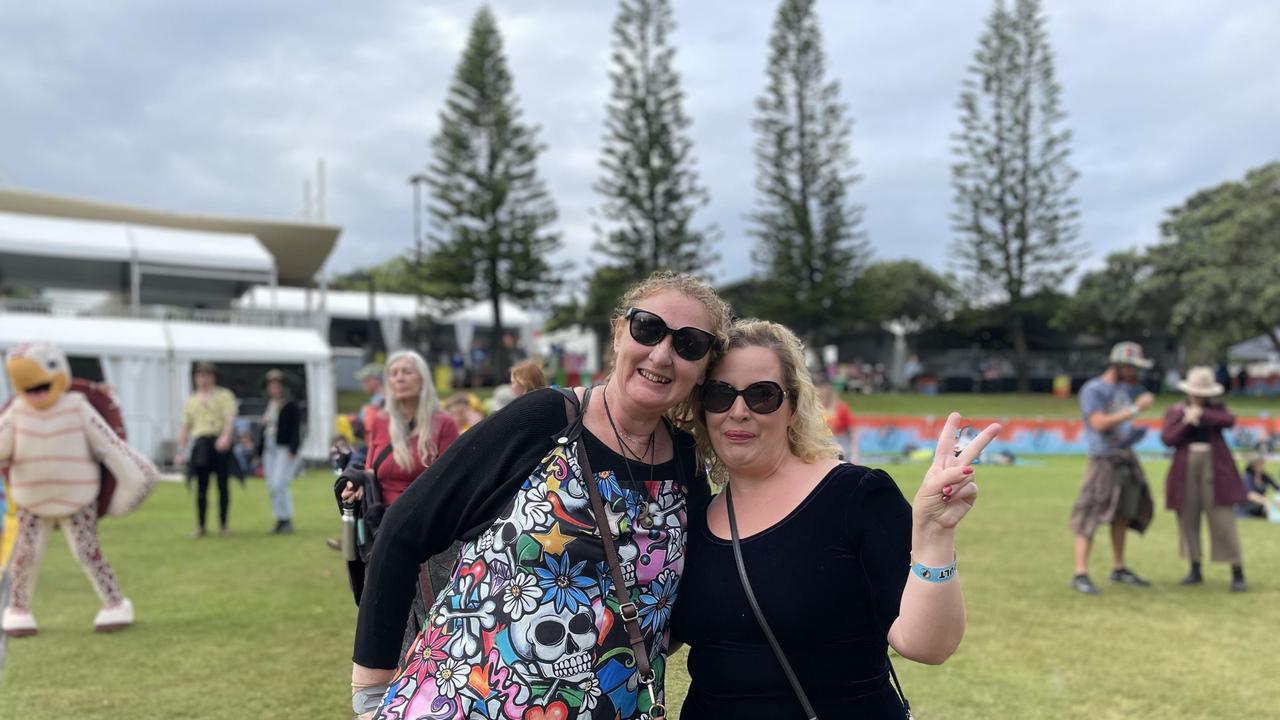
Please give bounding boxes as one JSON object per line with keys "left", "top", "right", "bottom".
{"left": 691, "top": 319, "right": 840, "bottom": 485}
{"left": 510, "top": 360, "right": 547, "bottom": 392}
{"left": 384, "top": 350, "right": 440, "bottom": 471}
{"left": 609, "top": 271, "right": 733, "bottom": 424}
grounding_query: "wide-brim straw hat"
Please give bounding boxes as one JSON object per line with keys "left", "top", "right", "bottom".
{"left": 1178, "top": 366, "right": 1224, "bottom": 398}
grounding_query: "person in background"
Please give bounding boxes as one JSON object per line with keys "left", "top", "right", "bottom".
{"left": 1068, "top": 342, "right": 1156, "bottom": 595}
{"left": 352, "top": 363, "right": 384, "bottom": 464}
{"left": 258, "top": 369, "right": 303, "bottom": 535}
{"left": 903, "top": 354, "right": 923, "bottom": 391}
{"left": 1161, "top": 366, "right": 1249, "bottom": 591}
{"left": 486, "top": 383, "right": 516, "bottom": 414}
{"left": 508, "top": 359, "right": 547, "bottom": 397}
{"left": 176, "top": 362, "right": 238, "bottom": 538}
{"left": 1238, "top": 453, "right": 1280, "bottom": 519}
{"left": 444, "top": 392, "right": 485, "bottom": 433}
{"left": 816, "top": 377, "right": 857, "bottom": 462}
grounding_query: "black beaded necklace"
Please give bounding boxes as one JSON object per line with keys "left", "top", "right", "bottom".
{"left": 602, "top": 381, "right": 656, "bottom": 486}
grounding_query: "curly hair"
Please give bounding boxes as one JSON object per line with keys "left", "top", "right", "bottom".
{"left": 607, "top": 271, "right": 733, "bottom": 424}
{"left": 690, "top": 319, "right": 840, "bottom": 485}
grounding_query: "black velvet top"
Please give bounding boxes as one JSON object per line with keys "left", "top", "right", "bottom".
{"left": 671, "top": 464, "right": 912, "bottom": 719}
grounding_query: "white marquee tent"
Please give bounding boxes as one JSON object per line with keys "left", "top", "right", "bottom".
{"left": 0, "top": 313, "right": 334, "bottom": 461}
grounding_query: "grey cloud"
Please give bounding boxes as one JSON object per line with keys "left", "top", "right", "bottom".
{"left": 1, "top": 0, "right": 1277, "bottom": 291}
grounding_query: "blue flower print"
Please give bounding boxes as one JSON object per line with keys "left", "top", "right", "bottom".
{"left": 637, "top": 569, "right": 678, "bottom": 633}
{"left": 535, "top": 553, "right": 594, "bottom": 613}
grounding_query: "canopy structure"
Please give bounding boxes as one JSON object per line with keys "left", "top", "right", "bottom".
{"left": 0, "top": 210, "right": 276, "bottom": 307}
{"left": 1228, "top": 333, "right": 1280, "bottom": 363}
{"left": 0, "top": 313, "right": 334, "bottom": 461}
{"left": 443, "top": 298, "right": 537, "bottom": 359}
{"left": 0, "top": 186, "right": 339, "bottom": 286}
{"left": 236, "top": 286, "right": 537, "bottom": 357}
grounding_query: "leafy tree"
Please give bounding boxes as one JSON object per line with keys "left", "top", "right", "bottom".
{"left": 422, "top": 6, "right": 561, "bottom": 384}
{"left": 853, "top": 260, "right": 958, "bottom": 332}
{"left": 750, "top": 0, "right": 868, "bottom": 347}
{"left": 951, "top": 0, "right": 1080, "bottom": 390}
{"left": 1154, "top": 161, "right": 1280, "bottom": 358}
{"left": 1053, "top": 250, "right": 1172, "bottom": 339}
{"left": 594, "top": 0, "right": 716, "bottom": 279}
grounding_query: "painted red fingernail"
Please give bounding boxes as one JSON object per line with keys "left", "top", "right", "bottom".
{"left": 942, "top": 485, "right": 953, "bottom": 495}
{"left": 962, "top": 466, "right": 974, "bottom": 475}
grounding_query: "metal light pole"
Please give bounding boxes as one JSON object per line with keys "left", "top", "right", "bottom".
{"left": 408, "top": 173, "right": 429, "bottom": 354}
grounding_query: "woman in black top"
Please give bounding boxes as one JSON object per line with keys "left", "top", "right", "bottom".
{"left": 258, "top": 369, "right": 303, "bottom": 534}
{"left": 346, "top": 273, "right": 729, "bottom": 720}
{"left": 673, "top": 320, "right": 1000, "bottom": 719}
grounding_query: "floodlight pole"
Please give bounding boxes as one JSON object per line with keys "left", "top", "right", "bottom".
{"left": 408, "top": 173, "right": 429, "bottom": 354}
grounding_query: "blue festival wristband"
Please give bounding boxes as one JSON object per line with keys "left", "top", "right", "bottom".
{"left": 911, "top": 557, "right": 957, "bottom": 583}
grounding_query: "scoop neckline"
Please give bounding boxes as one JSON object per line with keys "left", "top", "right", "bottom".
{"left": 581, "top": 426, "right": 679, "bottom": 469}
{"left": 702, "top": 462, "right": 851, "bottom": 545}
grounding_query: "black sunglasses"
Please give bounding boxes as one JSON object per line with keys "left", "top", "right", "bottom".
{"left": 701, "top": 380, "right": 790, "bottom": 414}
{"left": 625, "top": 308, "right": 717, "bottom": 362}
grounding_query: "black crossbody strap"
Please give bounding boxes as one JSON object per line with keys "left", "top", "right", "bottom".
{"left": 725, "top": 483, "right": 818, "bottom": 720}
{"left": 555, "top": 385, "right": 666, "bottom": 720}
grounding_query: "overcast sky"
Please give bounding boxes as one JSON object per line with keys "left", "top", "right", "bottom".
{"left": 2, "top": 0, "right": 1278, "bottom": 289}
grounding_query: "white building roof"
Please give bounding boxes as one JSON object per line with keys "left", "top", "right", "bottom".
{"left": 0, "top": 210, "right": 274, "bottom": 274}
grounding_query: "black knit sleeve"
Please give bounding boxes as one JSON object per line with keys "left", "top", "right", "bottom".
{"left": 846, "top": 467, "right": 913, "bottom": 636}
{"left": 353, "top": 388, "right": 572, "bottom": 668}
{"left": 280, "top": 401, "right": 302, "bottom": 455}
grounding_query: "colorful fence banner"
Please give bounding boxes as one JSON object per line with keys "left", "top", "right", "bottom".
{"left": 852, "top": 415, "right": 1280, "bottom": 457}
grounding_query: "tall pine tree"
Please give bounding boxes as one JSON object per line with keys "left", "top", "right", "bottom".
{"left": 424, "top": 6, "right": 561, "bottom": 384}
{"left": 750, "top": 0, "right": 868, "bottom": 348}
{"left": 951, "top": 0, "right": 1080, "bottom": 391}
{"left": 579, "top": 0, "right": 715, "bottom": 352}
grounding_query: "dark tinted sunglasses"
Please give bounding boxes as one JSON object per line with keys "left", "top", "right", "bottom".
{"left": 701, "top": 380, "right": 789, "bottom": 414}
{"left": 625, "top": 308, "right": 717, "bottom": 362}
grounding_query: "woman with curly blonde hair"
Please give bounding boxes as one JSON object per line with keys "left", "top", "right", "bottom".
{"left": 671, "top": 319, "right": 1000, "bottom": 719}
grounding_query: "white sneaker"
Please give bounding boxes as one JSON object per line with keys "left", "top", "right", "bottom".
{"left": 2, "top": 606, "right": 38, "bottom": 637}
{"left": 93, "top": 598, "right": 134, "bottom": 633}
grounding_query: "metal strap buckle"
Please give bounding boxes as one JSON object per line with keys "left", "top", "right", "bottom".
{"left": 619, "top": 602, "right": 639, "bottom": 623}
{"left": 642, "top": 676, "right": 666, "bottom": 719}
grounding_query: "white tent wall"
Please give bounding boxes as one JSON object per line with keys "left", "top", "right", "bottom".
{"left": 0, "top": 312, "right": 335, "bottom": 462}
{"left": 166, "top": 321, "right": 335, "bottom": 461}
{"left": 100, "top": 353, "right": 171, "bottom": 461}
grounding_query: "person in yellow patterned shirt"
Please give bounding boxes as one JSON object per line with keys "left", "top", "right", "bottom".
{"left": 176, "top": 362, "right": 238, "bottom": 537}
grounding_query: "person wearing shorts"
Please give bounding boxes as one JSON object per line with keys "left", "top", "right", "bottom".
{"left": 1068, "top": 341, "right": 1157, "bottom": 595}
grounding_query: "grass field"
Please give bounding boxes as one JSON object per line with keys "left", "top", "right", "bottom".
{"left": 2, "top": 458, "right": 1276, "bottom": 718}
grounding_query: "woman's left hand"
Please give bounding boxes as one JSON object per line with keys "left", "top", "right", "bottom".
{"left": 915, "top": 412, "right": 1001, "bottom": 532}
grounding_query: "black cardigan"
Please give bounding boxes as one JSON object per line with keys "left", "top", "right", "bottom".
{"left": 256, "top": 399, "right": 302, "bottom": 456}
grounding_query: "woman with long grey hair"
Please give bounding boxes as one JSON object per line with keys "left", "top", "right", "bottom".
{"left": 341, "top": 351, "right": 462, "bottom": 650}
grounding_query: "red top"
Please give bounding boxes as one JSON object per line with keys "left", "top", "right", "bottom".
{"left": 366, "top": 410, "right": 460, "bottom": 505}
{"left": 825, "top": 400, "right": 855, "bottom": 436}
{"left": 1160, "top": 403, "right": 1247, "bottom": 509}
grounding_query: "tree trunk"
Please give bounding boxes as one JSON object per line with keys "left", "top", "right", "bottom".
{"left": 1010, "top": 309, "right": 1030, "bottom": 393}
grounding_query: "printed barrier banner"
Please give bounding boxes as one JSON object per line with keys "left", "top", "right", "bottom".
{"left": 853, "top": 415, "right": 1280, "bottom": 458}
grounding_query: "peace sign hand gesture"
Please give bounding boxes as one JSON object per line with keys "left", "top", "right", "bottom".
{"left": 915, "top": 412, "right": 1002, "bottom": 533}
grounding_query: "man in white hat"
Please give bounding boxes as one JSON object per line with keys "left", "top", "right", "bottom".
{"left": 1068, "top": 341, "right": 1157, "bottom": 595}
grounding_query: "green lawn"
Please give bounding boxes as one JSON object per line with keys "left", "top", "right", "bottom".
{"left": 3, "top": 459, "right": 1277, "bottom": 718}
{"left": 842, "top": 392, "right": 1280, "bottom": 419}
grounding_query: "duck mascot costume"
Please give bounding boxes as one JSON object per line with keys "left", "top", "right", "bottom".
{"left": 0, "top": 342, "right": 158, "bottom": 637}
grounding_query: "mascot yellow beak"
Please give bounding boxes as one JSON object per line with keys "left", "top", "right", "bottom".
{"left": 5, "top": 355, "right": 70, "bottom": 411}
